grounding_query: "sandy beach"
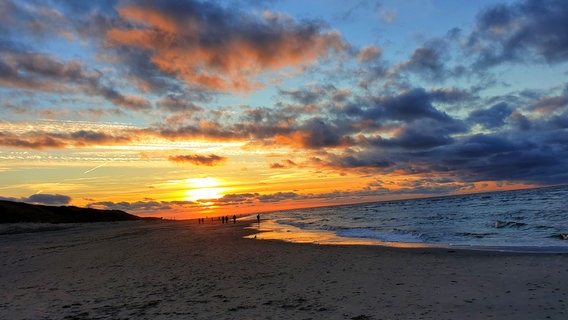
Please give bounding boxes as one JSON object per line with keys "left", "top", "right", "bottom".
{"left": 1, "top": 219, "right": 567, "bottom": 320}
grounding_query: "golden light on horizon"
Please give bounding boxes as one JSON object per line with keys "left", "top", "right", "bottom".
{"left": 184, "top": 177, "right": 227, "bottom": 203}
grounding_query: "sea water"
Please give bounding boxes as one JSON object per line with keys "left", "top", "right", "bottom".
{"left": 255, "top": 185, "right": 568, "bottom": 252}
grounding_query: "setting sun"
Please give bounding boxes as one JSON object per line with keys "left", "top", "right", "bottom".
{"left": 184, "top": 178, "right": 226, "bottom": 203}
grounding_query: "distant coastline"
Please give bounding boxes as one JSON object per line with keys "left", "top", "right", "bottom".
{"left": 0, "top": 200, "right": 156, "bottom": 224}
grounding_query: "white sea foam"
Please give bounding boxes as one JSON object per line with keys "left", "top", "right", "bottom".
{"left": 336, "top": 227, "right": 424, "bottom": 244}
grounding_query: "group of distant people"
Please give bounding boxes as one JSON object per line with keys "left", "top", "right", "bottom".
{"left": 196, "top": 214, "right": 261, "bottom": 224}
{"left": 219, "top": 215, "right": 237, "bottom": 224}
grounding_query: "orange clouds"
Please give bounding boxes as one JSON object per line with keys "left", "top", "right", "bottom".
{"left": 0, "top": 134, "right": 66, "bottom": 149}
{"left": 0, "top": 132, "right": 128, "bottom": 150}
{"left": 357, "top": 45, "right": 382, "bottom": 62}
{"left": 106, "top": 2, "right": 346, "bottom": 92}
{"left": 168, "top": 154, "right": 227, "bottom": 166}
{"left": 269, "top": 159, "right": 297, "bottom": 169}
{"left": 0, "top": 122, "right": 134, "bottom": 149}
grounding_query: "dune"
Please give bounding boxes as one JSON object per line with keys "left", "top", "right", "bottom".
{"left": 0, "top": 200, "right": 146, "bottom": 224}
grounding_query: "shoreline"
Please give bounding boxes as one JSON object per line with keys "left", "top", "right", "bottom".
{"left": 245, "top": 218, "right": 568, "bottom": 254}
{"left": 2, "top": 219, "right": 567, "bottom": 319}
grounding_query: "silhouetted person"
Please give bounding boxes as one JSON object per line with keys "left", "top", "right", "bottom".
{"left": 257, "top": 214, "right": 260, "bottom": 224}
{"left": 233, "top": 215, "right": 236, "bottom": 224}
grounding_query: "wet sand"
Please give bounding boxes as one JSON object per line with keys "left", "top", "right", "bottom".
{"left": 1, "top": 219, "right": 567, "bottom": 319}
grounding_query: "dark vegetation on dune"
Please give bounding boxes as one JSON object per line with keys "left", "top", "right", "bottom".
{"left": 0, "top": 200, "right": 152, "bottom": 223}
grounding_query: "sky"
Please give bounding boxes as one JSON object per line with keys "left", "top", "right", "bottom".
{"left": 1, "top": 0, "right": 568, "bottom": 219}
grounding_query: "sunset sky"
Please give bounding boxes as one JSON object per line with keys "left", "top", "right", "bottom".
{"left": 1, "top": 0, "right": 568, "bottom": 218}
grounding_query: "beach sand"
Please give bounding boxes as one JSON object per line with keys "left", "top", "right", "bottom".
{"left": 1, "top": 220, "right": 567, "bottom": 320}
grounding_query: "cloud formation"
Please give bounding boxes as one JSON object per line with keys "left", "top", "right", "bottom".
{"left": 106, "top": 0, "right": 346, "bottom": 92}
{"left": 168, "top": 154, "right": 227, "bottom": 166}
{"left": 1, "top": 194, "right": 72, "bottom": 206}
{"left": 0, "top": 128, "right": 132, "bottom": 149}
{"left": 468, "top": 0, "right": 568, "bottom": 66}
{"left": 27, "top": 194, "right": 72, "bottom": 206}
{"left": 0, "top": 43, "right": 153, "bottom": 114}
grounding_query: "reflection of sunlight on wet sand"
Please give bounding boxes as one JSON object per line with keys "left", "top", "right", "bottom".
{"left": 245, "top": 220, "right": 435, "bottom": 248}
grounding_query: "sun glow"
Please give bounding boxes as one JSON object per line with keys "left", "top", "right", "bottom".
{"left": 184, "top": 177, "right": 227, "bottom": 203}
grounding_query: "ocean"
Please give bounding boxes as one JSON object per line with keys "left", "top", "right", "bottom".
{"left": 252, "top": 185, "right": 568, "bottom": 252}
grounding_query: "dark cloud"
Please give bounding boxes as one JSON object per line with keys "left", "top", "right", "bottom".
{"left": 269, "top": 159, "right": 297, "bottom": 169}
{"left": 326, "top": 152, "right": 394, "bottom": 169}
{"left": 13, "top": 54, "right": 83, "bottom": 80}
{"left": 510, "top": 112, "right": 532, "bottom": 131}
{"left": 0, "top": 194, "right": 71, "bottom": 206}
{"left": 0, "top": 193, "right": 72, "bottom": 206}
{"left": 355, "top": 126, "right": 568, "bottom": 186}
{"left": 157, "top": 96, "right": 203, "bottom": 113}
{"left": 258, "top": 192, "right": 299, "bottom": 203}
{"left": 88, "top": 200, "right": 175, "bottom": 212}
{"left": 376, "top": 119, "right": 458, "bottom": 150}
{"left": 549, "top": 112, "right": 568, "bottom": 129}
{"left": 335, "top": 143, "right": 560, "bottom": 186}
{"left": 307, "top": 90, "right": 568, "bottom": 185}
{"left": 104, "top": 44, "right": 203, "bottom": 99}
{"left": 65, "top": 130, "right": 132, "bottom": 146}
{"left": 397, "top": 46, "right": 447, "bottom": 81}
{"left": 468, "top": 102, "right": 514, "bottom": 129}
{"left": 279, "top": 88, "right": 325, "bottom": 105}
{"left": 214, "top": 193, "right": 259, "bottom": 205}
{"left": 89, "top": 83, "right": 152, "bottom": 112}
{"left": 429, "top": 87, "right": 472, "bottom": 103}
{"left": 0, "top": 133, "right": 66, "bottom": 149}
{"left": 168, "top": 154, "right": 227, "bottom": 166}
{"left": 469, "top": 0, "right": 568, "bottom": 67}
{"left": 367, "top": 88, "right": 455, "bottom": 123}
{"left": 0, "top": 129, "right": 132, "bottom": 149}
{"left": 368, "top": 179, "right": 471, "bottom": 196}
{"left": 448, "top": 136, "right": 567, "bottom": 184}
{"left": 0, "top": 48, "right": 85, "bottom": 91}
{"left": 451, "top": 134, "right": 519, "bottom": 159}
{"left": 300, "top": 118, "right": 345, "bottom": 149}
{"left": 279, "top": 85, "right": 352, "bottom": 107}
{"left": 27, "top": 194, "right": 72, "bottom": 206}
